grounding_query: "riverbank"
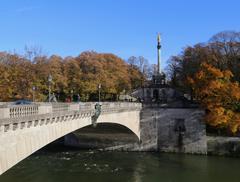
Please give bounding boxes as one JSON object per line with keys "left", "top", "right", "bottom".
{"left": 207, "top": 136, "right": 240, "bottom": 157}
{"left": 60, "top": 124, "right": 240, "bottom": 157}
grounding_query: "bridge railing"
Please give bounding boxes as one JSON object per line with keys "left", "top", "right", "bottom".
{"left": 9, "top": 105, "right": 39, "bottom": 118}
{"left": 0, "top": 102, "right": 141, "bottom": 119}
{"left": 100, "top": 102, "right": 141, "bottom": 113}
{"left": 0, "top": 102, "right": 141, "bottom": 134}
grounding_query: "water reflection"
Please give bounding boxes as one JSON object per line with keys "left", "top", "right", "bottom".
{"left": 0, "top": 150, "right": 240, "bottom": 182}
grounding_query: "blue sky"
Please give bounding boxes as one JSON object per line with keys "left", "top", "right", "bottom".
{"left": 0, "top": 0, "right": 240, "bottom": 69}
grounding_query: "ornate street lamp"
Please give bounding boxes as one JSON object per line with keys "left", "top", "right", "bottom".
{"left": 71, "top": 89, "right": 74, "bottom": 102}
{"left": 57, "top": 90, "right": 60, "bottom": 102}
{"left": 98, "top": 84, "right": 101, "bottom": 103}
{"left": 48, "top": 74, "right": 52, "bottom": 102}
{"left": 32, "top": 86, "right": 36, "bottom": 102}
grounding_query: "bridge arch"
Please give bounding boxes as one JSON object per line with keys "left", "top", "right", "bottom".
{"left": 0, "top": 106, "right": 141, "bottom": 175}
{"left": 97, "top": 111, "right": 140, "bottom": 139}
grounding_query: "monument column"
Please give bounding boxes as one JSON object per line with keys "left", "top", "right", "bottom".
{"left": 157, "top": 33, "right": 161, "bottom": 74}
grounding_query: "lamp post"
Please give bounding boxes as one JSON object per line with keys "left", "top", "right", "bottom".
{"left": 57, "top": 90, "right": 60, "bottom": 102}
{"left": 32, "top": 86, "right": 36, "bottom": 102}
{"left": 98, "top": 84, "right": 101, "bottom": 103}
{"left": 71, "top": 89, "right": 73, "bottom": 102}
{"left": 48, "top": 74, "right": 52, "bottom": 102}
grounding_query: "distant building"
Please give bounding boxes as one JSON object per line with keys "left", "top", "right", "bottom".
{"left": 131, "top": 34, "right": 196, "bottom": 108}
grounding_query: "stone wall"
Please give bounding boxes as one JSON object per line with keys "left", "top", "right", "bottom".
{"left": 62, "top": 108, "right": 207, "bottom": 154}
{"left": 207, "top": 136, "right": 240, "bottom": 157}
{"left": 103, "top": 108, "right": 207, "bottom": 154}
{"left": 156, "top": 108, "right": 207, "bottom": 154}
{"left": 136, "top": 109, "right": 158, "bottom": 151}
{"left": 104, "top": 108, "right": 159, "bottom": 152}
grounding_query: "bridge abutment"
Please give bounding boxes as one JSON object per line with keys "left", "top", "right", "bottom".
{"left": 136, "top": 108, "right": 207, "bottom": 154}
{"left": 98, "top": 107, "right": 207, "bottom": 154}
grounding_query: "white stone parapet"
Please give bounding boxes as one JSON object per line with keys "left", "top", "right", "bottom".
{"left": 0, "top": 102, "right": 142, "bottom": 131}
{"left": 0, "top": 104, "right": 39, "bottom": 119}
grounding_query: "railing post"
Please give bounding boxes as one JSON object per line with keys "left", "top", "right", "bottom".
{"left": 0, "top": 107, "right": 10, "bottom": 119}
{"left": 38, "top": 103, "right": 52, "bottom": 114}
{"left": 69, "top": 103, "right": 80, "bottom": 111}
{"left": 0, "top": 125, "right": 5, "bottom": 134}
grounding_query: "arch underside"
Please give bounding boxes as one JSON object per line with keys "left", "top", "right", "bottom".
{"left": 75, "top": 122, "right": 140, "bottom": 139}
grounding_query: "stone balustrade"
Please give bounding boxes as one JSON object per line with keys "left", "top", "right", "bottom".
{"left": 0, "top": 110, "right": 95, "bottom": 134}
{"left": 0, "top": 102, "right": 142, "bottom": 134}
{"left": 101, "top": 102, "right": 141, "bottom": 113}
{"left": 9, "top": 105, "right": 39, "bottom": 118}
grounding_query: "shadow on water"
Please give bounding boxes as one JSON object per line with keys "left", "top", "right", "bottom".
{"left": 1, "top": 148, "right": 240, "bottom": 182}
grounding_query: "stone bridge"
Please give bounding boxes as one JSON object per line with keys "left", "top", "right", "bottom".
{"left": 0, "top": 102, "right": 141, "bottom": 175}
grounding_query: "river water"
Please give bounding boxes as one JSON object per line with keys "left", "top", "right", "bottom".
{"left": 0, "top": 149, "right": 240, "bottom": 182}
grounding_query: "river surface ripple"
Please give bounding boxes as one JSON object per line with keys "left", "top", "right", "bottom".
{"left": 0, "top": 150, "right": 239, "bottom": 182}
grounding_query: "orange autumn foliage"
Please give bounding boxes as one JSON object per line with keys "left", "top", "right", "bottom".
{"left": 188, "top": 63, "right": 240, "bottom": 133}
{"left": 0, "top": 51, "right": 145, "bottom": 102}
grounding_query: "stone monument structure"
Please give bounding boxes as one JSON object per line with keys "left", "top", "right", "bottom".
{"left": 130, "top": 34, "right": 207, "bottom": 154}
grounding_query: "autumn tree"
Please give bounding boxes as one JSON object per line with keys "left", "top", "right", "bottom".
{"left": 208, "top": 31, "right": 240, "bottom": 82}
{"left": 188, "top": 63, "right": 240, "bottom": 133}
{"left": 168, "top": 31, "right": 240, "bottom": 93}
{"left": 33, "top": 56, "right": 51, "bottom": 101}
{"left": 127, "top": 56, "right": 154, "bottom": 80}
{"left": 76, "top": 52, "right": 136, "bottom": 101}
{"left": 48, "top": 55, "right": 67, "bottom": 99}
{"left": 0, "top": 52, "right": 34, "bottom": 101}
{"left": 0, "top": 49, "right": 146, "bottom": 102}
{"left": 167, "top": 31, "right": 240, "bottom": 133}
{"left": 63, "top": 57, "right": 82, "bottom": 100}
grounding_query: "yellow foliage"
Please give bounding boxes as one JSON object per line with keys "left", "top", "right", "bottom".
{"left": 196, "top": 70, "right": 204, "bottom": 79}
{"left": 186, "top": 77, "right": 194, "bottom": 85}
{"left": 0, "top": 51, "right": 145, "bottom": 101}
{"left": 223, "top": 70, "right": 233, "bottom": 79}
{"left": 215, "top": 107, "right": 225, "bottom": 115}
{"left": 188, "top": 62, "right": 240, "bottom": 133}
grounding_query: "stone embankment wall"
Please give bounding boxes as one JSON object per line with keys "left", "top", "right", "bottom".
{"left": 135, "top": 108, "right": 207, "bottom": 154}
{"left": 156, "top": 108, "right": 207, "bottom": 154}
{"left": 62, "top": 107, "right": 240, "bottom": 157}
{"left": 207, "top": 136, "right": 240, "bottom": 157}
